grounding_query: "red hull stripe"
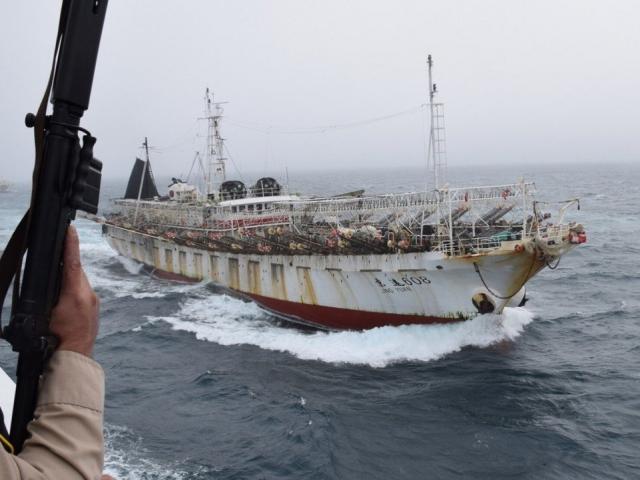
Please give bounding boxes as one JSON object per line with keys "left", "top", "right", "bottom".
{"left": 146, "top": 266, "right": 466, "bottom": 330}
{"left": 244, "top": 292, "right": 466, "bottom": 330}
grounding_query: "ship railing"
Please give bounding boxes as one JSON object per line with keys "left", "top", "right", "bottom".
{"left": 110, "top": 210, "right": 291, "bottom": 233}
{"left": 248, "top": 187, "right": 282, "bottom": 197}
{"left": 535, "top": 223, "right": 573, "bottom": 243}
{"left": 433, "top": 230, "right": 527, "bottom": 256}
{"left": 109, "top": 181, "right": 538, "bottom": 233}
{"left": 444, "top": 182, "right": 535, "bottom": 202}
{"left": 203, "top": 215, "right": 292, "bottom": 232}
{"left": 255, "top": 192, "right": 438, "bottom": 216}
{"left": 117, "top": 217, "right": 292, "bottom": 235}
{"left": 264, "top": 182, "right": 535, "bottom": 216}
{"left": 111, "top": 182, "right": 535, "bottom": 218}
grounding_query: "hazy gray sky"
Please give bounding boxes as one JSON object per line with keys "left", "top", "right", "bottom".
{"left": 1, "top": 0, "right": 638, "bottom": 182}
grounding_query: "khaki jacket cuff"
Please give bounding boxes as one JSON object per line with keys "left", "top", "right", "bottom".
{"left": 38, "top": 351, "right": 104, "bottom": 413}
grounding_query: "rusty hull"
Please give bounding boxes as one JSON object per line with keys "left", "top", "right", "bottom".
{"left": 104, "top": 224, "right": 546, "bottom": 329}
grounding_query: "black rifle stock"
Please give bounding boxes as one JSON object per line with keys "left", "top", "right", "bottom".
{"left": 1, "top": 0, "right": 108, "bottom": 452}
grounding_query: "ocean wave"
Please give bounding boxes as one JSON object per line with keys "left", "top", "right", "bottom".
{"left": 115, "top": 255, "right": 145, "bottom": 275}
{"left": 104, "top": 424, "right": 205, "bottom": 480}
{"left": 75, "top": 220, "right": 209, "bottom": 301}
{"left": 147, "top": 294, "right": 534, "bottom": 368}
{"left": 544, "top": 270, "right": 640, "bottom": 284}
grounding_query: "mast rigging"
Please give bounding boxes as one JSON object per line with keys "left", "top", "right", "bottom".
{"left": 203, "top": 88, "right": 227, "bottom": 199}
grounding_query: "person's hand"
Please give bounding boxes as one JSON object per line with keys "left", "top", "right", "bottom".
{"left": 49, "top": 225, "right": 99, "bottom": 357}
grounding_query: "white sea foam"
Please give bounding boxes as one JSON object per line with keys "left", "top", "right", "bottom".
{"left": 73, "top": 219, "right": 209, "bottom": 300}
{"left": 129, "top": 291, "right": 168, "bottom": 299}
{"left": 74, "top": 221, "right": 144, "bottom": 296}
{"left": 149, "top": 293, "right": 535, "bottom": 367}
{"left": 71, "top": 219, "right": 535, "bottom": 366}
{"left": 103, "top": 424, "right": 192, "bottom": 480}
{"left": 116, "top": 255, "right": 145, "bottom": 275}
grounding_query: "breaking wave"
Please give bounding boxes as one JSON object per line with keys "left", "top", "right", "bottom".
{"left": 73, "top": 218, "right": 535, "bottom": 367}
{"left": 103, "top": 424, "right": 205, "bottom": 480}
{"left": 76, "top": 219, "right": 206, "bottom": 300}
{"left": 148, "top": 293, "right": 535, "bottom": 368}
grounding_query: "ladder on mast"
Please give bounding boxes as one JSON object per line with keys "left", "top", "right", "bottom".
{"left": 431, "top": 103, "right": 447, "bottom": 189}
{"left": 427, "top": 54, "right": 447, "bottom": 190}
{"left": 424, "top": 55, "right": 452, "bottom": 250}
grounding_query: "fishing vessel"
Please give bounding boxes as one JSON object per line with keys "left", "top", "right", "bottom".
{"left": 0, "top": 180, "right": 11, "bottom": 193}
{"left": 103, "top": 57, "right": 586, "bottom": 330}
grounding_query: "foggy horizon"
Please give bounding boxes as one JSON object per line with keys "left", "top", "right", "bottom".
{"left": 1, "top": 1, "right": 639, "bottom": 183}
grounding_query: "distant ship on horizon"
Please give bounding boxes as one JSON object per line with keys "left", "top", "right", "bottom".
{"left": 102, "top": 57, "right": 586, "bottom": 330}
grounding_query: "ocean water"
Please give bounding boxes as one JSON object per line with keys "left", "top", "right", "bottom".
{"left": 1, "top": 162, "right": 639, "bottom": 479}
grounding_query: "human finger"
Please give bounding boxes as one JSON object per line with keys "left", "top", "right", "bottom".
{"left": 62, "top": 224, "right": 82, "bottom": 286}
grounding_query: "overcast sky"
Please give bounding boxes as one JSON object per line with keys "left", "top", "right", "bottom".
{"left": 1, "top": 0, "right": 638, "bottom": 182}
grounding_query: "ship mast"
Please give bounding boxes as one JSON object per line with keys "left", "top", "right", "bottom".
{"left": 133, "top": 136, "right": 150, "bottom": 224}
{"left": 427, "top": 55, "right": 447, "bottom": 190}
{"left": 204, "top": 88, "right": 227, "bottom": 200}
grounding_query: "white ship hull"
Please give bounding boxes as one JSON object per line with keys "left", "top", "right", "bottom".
{"left": 103, "top": 224, "right": 541, "bottom": 330}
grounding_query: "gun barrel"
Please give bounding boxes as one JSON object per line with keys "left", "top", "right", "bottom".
{"left": 52, "top": 0, "right": 108, "bottom": 110}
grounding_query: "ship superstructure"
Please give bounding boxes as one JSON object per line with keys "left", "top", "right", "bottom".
{"left": 103, "top": 58, "right": 586, "bottom": 330}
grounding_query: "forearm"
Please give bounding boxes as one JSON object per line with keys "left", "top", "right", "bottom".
{"left": 0, "top": 351, "right": 105, "bottom": 479}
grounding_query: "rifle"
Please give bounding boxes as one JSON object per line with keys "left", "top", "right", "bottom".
{"left": 0, "top": 0, "right": 108, "bottom": 452}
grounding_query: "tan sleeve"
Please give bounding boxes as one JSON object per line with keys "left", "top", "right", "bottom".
{"left": 0, "top": 350, "right": 105, "bottom": 480}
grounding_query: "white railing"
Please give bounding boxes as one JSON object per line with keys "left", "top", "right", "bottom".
{"left": 434, "top": 230, "right": 527, "bottom": 256}
{"left": 107, "top": 181, "right": 552, "bottom": 256}
{"left": 536, "top": 224, "right": 572, "bottom": 243}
